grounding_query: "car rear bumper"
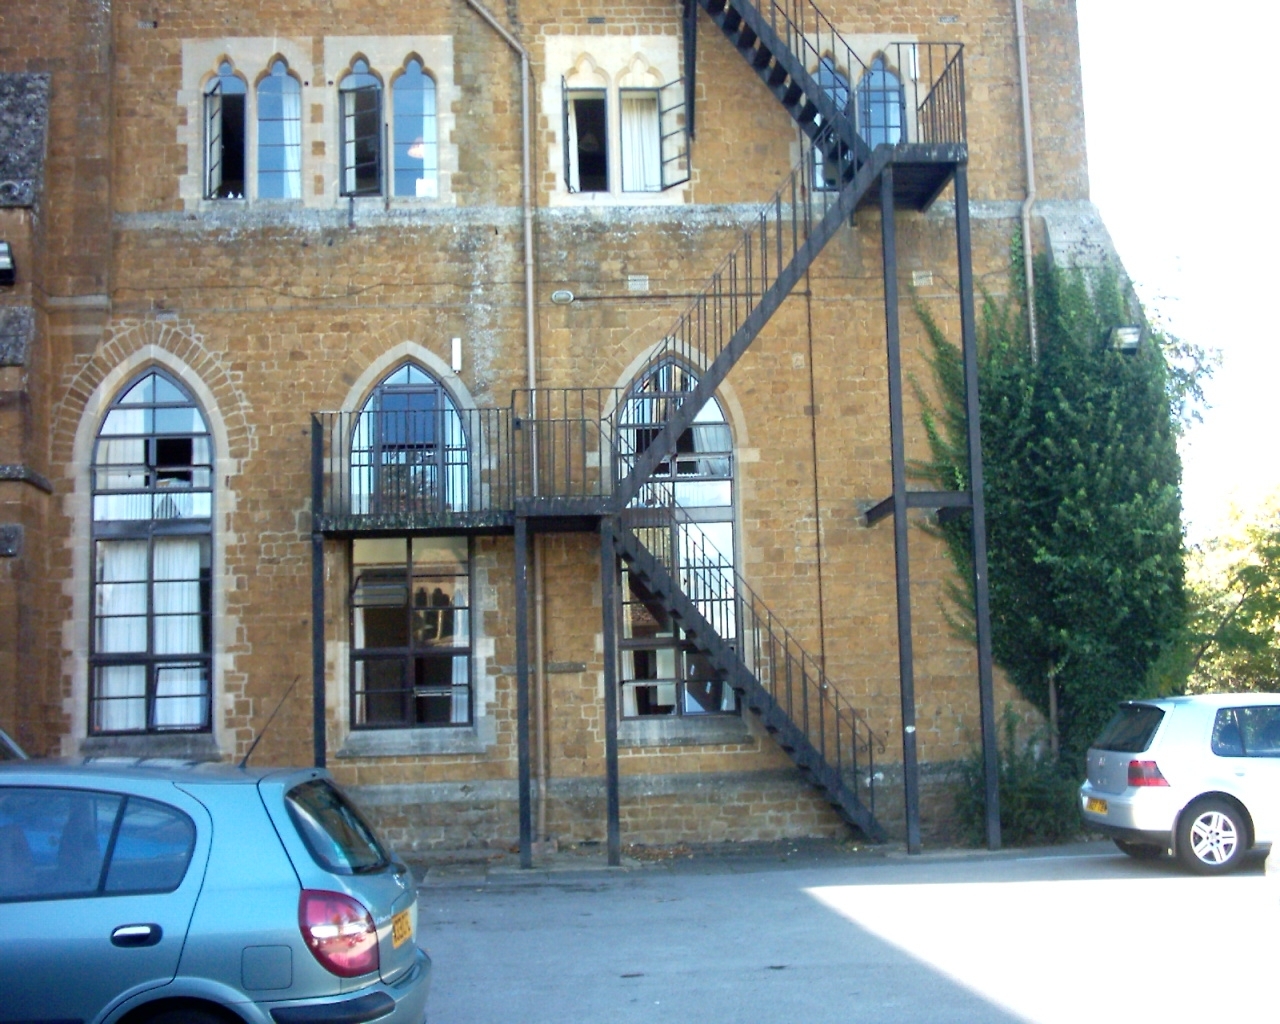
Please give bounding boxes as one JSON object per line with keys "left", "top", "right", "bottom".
{"left": 1080, "top": 782, "right": 1181, "bottom": 835}
{"left": 266, "top": 947, "right": 431, "bottom": 1024}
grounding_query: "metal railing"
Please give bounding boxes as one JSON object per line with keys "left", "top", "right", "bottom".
{"left": 621, "top": 494, "right": 884, "bottom": 812}
{"left": 311, "top": 407, "right": 516, "bottom": 527}
{"left": 510, "top": 388, "right": 622, "bottom": 502}
{"left": 734, "top": 0, "right": 967, "bottom": 147}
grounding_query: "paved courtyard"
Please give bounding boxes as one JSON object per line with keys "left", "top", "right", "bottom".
{"left": 416, "top": 839, "right": 1277, "bottom": 1023}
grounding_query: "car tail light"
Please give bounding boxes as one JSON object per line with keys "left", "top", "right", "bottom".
{"left": 1127, "top": 760, "right": 1169, "bottom": 787}
{"left": 299, "top": 890, "right": 380, "bottom": 978}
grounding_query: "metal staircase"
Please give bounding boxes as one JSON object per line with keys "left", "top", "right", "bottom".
{"left": 614, "top": 499, "right": 885, "bottom": 838}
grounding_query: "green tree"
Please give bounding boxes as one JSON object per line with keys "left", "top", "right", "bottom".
{"left": 1177, "top": 499, "right": 1280, "bottom": 692}
{"left": 916, "top": 257, "right": 1187, "bottom": 763}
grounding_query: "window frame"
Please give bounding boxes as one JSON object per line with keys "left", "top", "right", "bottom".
{"left": 88, "top": 370, "right": 214, "bottom": 736}
{"left": 856, "top": 56, "right": 906, "bottom": 149}
{"left": 349, "top": 535, "right": 474, "bottom": 730}
{"left": 256, "top": 58, "right": 303, "bottom": 201}
{"left": 391, "top": 58, "right": 439, "bottom": 199}
{"left": 203, "top": 63, "right": 247, "bottom": 200}
{"left": 339, "top": 59, "right": 385, "bottom": 198}
{"left": 562, "top": 78, "right": 689, "bottom": 196}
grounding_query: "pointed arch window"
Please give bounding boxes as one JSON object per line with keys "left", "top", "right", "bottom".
{"left": 340, "top": 59, "right": 383, "bottom": 196}
{"left": 616, "top": 362, "right": 738, "bottom": 718}
{"left": 393, "top": 59, "right": 438, "bottom": 198}
{"left": 204, "top": 62, "right": 247, "bottom": 199}
{"left": 857, "top": 57, "right": 905, "bottom": 149}
{"left": 350, "top": 363, "right": 469, "bottom": 517}
{"left": 89, "top": 371, "right": 213, "bottom": 734}
{"left": 257, "top": 59, "right": 302, "bottom": 200}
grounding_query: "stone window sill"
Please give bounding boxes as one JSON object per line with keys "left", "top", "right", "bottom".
{"left": 336, "top": 718, "right": 495, "bottom": 758}
{"left": 79, "top": 732, "right": 221, "bottom": 762}
{"left": 618, "top": 715, "right": 750, "bottom": 748}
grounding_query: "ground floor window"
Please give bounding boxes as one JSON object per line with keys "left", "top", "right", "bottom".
{"left": 350, "top": 535, "right": 471, "bottom": 727}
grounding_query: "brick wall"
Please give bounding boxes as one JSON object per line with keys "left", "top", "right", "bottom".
{"left": 0, "top": 0, "right": 1094, "bottom": 843}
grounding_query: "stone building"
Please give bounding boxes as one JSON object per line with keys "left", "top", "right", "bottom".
{"left": 0, "top": 0, "right": 1107, "bottom": 856}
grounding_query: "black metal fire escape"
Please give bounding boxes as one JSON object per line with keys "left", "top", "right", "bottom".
{"left": 311, "top": 0, "right": 999, "bottom": 867}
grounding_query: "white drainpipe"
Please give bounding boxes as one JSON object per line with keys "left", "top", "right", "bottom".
{"left": 1014, "top": 0, "right": 1039, "bottom": 362}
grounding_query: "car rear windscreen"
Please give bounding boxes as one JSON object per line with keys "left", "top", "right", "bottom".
{"left": 1091, "top": 704, "right": 1165, "bottom": 753}
{"left": 285, "top": 779, "right": 389, "bottom": 875}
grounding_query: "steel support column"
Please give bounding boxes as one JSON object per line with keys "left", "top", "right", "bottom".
{"left": 310, "top": 418, "right": 326, "bottom": 768}
{"left": 954, "top": 164, "right": 1002, "bottom": 850}
{"left": 514, "top": 515, "right": 534, "bottom": 868}
{"left": 600, "top": 520, "right": 622, "bottom": 866}
{"left": 881, "top": 166, "right": 921, "bottom": 853}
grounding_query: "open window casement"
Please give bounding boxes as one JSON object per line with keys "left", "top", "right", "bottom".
{"left": 204, "top": 83, "right": 223, "bottom": 199}
{"left": 341, "top": 82, "right": 384, "bottom": 196}
{"left": 203, "top": 69, "right": 246, "bottom": 200}
{"left": 563, "top": 80, "right": 609, "bottom": 193}
{"left": 656, "top": 79, "right": 690, "bottom": 190}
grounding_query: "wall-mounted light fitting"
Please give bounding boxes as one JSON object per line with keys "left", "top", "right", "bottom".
{"left": 550, "top": 289, "right": 574, "bottom": 305}
{"left": 0, "top": 242, "right": 14, "bottom": 286}
{"left": 451, "top": 336, "right": 462, "bottom": 373}
{"left": 1110, "top": 325, "right": 1141, "bottom": 353}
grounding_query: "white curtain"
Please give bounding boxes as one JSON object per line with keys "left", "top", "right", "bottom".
{"left": 96, "top": 407, "right": 150, "bottom": 521}
{"left": 153, "top": 538, "right": 205, "bottom": 728}
{"left": 95, "top": 541, "right": 149, "bottom": 731}
{"left": 566, "top": 96, "right": 582, "bottom": 193}
{"left": 281, "top": 79, "right": 302, "bottom": 200}
{"left": 341, "top": 90, "right": 358, "bottom": 195}
{"left": 620, "top": 94, "right": 661, "bottom": 192}
{"left": 449, "top": 580, "right": 469, "bottom": 723}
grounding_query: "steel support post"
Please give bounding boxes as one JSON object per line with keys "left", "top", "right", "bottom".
{"left": 310, "top": 418, "right": 326, "bottom": 768}
{"left": 600, "top": 520, "right": 622, "bottom": 866}
{"left": 514, "top": 515, "right": 534, "bottom": 868}
{"left": 881, "top": 166, "right": 922, "bottom": 853}
{"left": 954, "top": 164, "right": 1002, "bottom": 850}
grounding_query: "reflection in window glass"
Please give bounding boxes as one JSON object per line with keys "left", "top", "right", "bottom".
{"left": 0, "top": 788, "right": 122, "bottom": 902}
{"left": 286, "top": 779, "right": 387, "bottom": 874}
{"left": 393, "top": 60, "right": 438, "bottom": 198}
{"left": 104, "top": 798, "right": 196, "bottom": 893}
{"left": 258, "top": 60, "right": 302, "bottom": 200}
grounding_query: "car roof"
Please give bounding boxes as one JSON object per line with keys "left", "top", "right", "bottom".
{"left": 0, "top": 758, "right": 321, "bottom": 786}
{"left": 1127, "top": 693, "right": 1280, "bottom": 708}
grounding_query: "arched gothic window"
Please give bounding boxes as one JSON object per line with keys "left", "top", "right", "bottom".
{"left": 350, "top": 363, "right": 469, "bottom": 516}
{"left": 392, "top": 59, "right": 438, "bottom": 198}
{"left": 857, "top": 57, "right": 905, "bottom": 149}
{"left": 615, "top": 362, "right": 738, "bottom": 718}
{"left": 257, "top": 59, "right": 302, "bottom": 199}
{"left": 89, "top": 371, "right": 213, "bottom": 734}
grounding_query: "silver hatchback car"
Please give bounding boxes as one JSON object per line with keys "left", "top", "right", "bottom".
{"left": 0, "top": 760, "right": 430, "bottom": 1024}
{"left": 1080, "top": 693, "right": 1280, "bottom": 873}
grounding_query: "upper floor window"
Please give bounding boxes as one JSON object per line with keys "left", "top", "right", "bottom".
{"left": 340, "top": 59, "right": 383, "bottom": 197}
{"left": 351, "top": 363, "right": 470, "bottom": 516}
{"left": 257, "top": 59, "right": 302, "bottom": 199}
{"left": 89, "top": 371, "right": 213, "bottom": 735}
{"left": 857, "top": 57, "right": 905, "bottom": 148}
{"left": 204, "top": 62, "right": 247, "bottom": 199}
{"left": 392, "top": 59, "right": 438, "bottom": 198}
{"left": 561, "top": 74, "right": 688, "bottom": 196}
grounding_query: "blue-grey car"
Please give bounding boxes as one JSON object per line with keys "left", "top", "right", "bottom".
{"left": 0, "top": 760, "right": 430, "bottom": 1024}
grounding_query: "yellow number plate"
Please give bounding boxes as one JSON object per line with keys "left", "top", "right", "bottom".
{"left": 391, "top": 909, "right": 413, "bottom": 949}
{"left": 1086, "top": 797, "right": 1107, "bottom": 814}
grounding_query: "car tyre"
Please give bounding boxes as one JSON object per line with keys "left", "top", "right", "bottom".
{"left": 1114, "top": 839, "right": 1164, "bottom": 860}
{"left": 1176, "top": 797, "right": 1247, "bottom": 874}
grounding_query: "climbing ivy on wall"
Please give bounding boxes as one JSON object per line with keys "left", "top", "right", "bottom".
{"left": 915, "top": 255, "right": 1187, "bottom": 763}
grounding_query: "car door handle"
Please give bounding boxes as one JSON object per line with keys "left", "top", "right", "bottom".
{"left": 111, "top": 924, "right": 163, "bottom": 948}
